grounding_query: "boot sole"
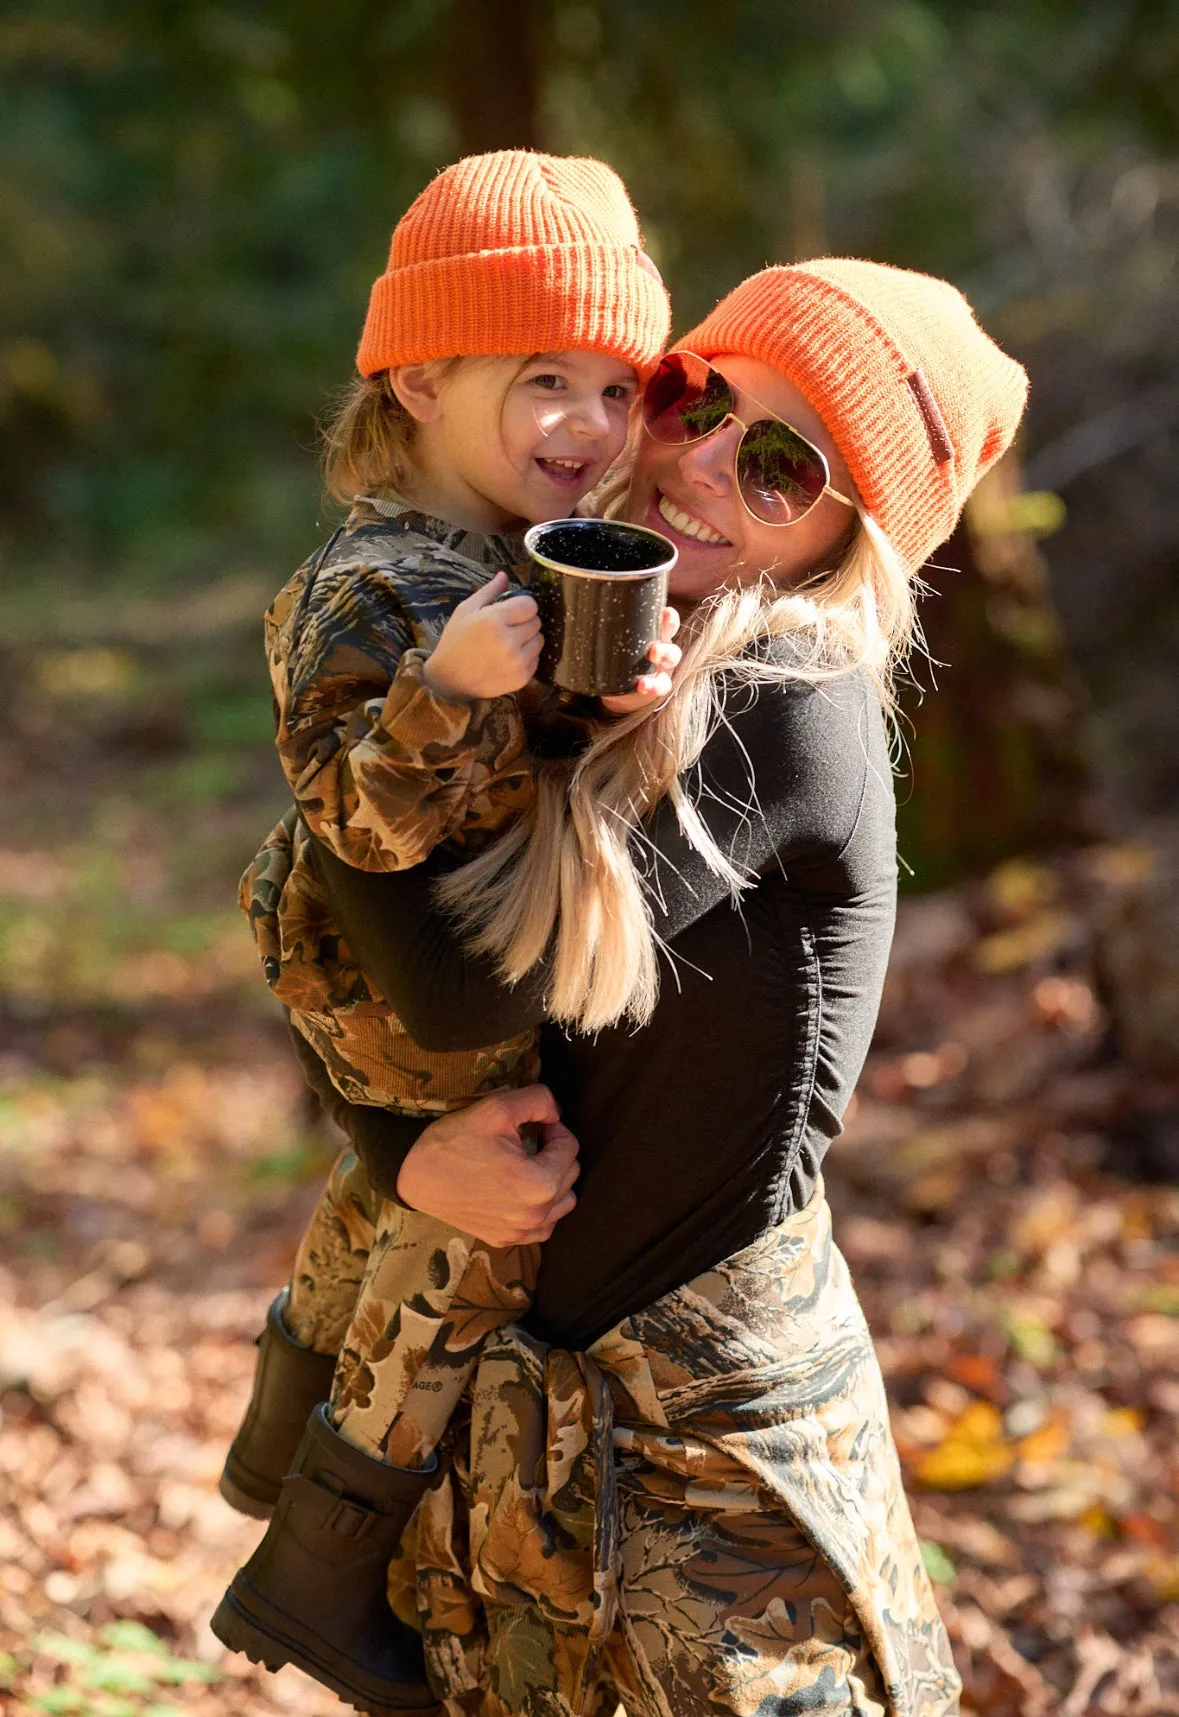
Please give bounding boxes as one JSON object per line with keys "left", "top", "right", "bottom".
{"left": 210, "top": 1587, "right": 439, "bottom": 1715}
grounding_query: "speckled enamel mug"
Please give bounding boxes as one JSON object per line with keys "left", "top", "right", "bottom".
{"left": 523, "top": 518, "right": 678, "bottom": 698}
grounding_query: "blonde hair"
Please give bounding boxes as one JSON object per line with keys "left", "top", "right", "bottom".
{"left": 321, "top": 362, "right": 463, "bottom": 503}
{"left": 437, "top": 510, "right": 917, "bottom": 1032}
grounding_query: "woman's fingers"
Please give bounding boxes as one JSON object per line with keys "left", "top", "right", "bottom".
{"left": 659, "top": 605, "right": 681, "bottom": 642}
{"left": 545, "top": 1189, "right": 578, "bottom": 1225}
{"left": 519, "top": 1188, "right": 579, "bottom": 1242}
{"left": 637, "top": 671, "right": 673, "bottom": 698}
{"left": 646, "top": 638, "right": 681, "bottom": 673}
{"left": 597, "top": 630, "right": 681, "bottom": 714}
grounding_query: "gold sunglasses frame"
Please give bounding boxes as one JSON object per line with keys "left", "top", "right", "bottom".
{"left": 643, "top": 352, "right": 856, "bottom": 528}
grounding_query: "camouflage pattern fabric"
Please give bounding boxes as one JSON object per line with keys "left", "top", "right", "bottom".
{"left": 266, "top": 495, "right": 532, "bottom": 872}
{"left": 242, "top": 808, "right": 539, "bottom": 1112}
{"left": 330, "top": 1198, "right": 540, "bottom": 1471}
{"left": 283, "top": 1147, "right": 539, "bottom": 1467}
{"left": 284, "top": 1146, "right": 383, "bottom": 1354}
{"left": 385, "top": 1187, "right": 961, "bottom": 1717}
{"left": 240, "top": 495, "right": 541, "bottom": 1112}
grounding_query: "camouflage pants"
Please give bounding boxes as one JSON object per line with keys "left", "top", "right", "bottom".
{"left": 282, "top": 1159, "right": 959, "bottom": 1714}
{"left": 387, "top": 1188, "right": 961, "bottom": 1717}
{"left": 284, "top": 1146, "right": 538, "bottom": 1468}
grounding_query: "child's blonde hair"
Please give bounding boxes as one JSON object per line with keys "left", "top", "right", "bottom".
{"left": 321, "top": 363, "right": 464, "bottom": 504}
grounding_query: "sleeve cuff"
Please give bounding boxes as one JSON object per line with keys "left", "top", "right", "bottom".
{"left": 286, "top": 1018, "right": 430, "bottom": 1205}
{"left": 378, "top": 648, "right": 481, "bottom": 751}
{"left": 346, "top": 1108, "right": 431, "bottom": 1206}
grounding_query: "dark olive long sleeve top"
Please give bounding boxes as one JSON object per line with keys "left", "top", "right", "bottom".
{"left": 310, "top": 652, "right": 898, "bottom": 1349}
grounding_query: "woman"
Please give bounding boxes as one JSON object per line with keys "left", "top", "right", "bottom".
{"left": 230, "top": 259, "right": 1027, "bottom": 1717}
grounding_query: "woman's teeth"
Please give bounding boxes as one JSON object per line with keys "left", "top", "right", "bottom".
{"left": 658, "top": 492, "right": 729, "bottom": 544}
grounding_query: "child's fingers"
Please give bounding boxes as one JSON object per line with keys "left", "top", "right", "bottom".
{"left": 659, "top": 606, "right": 681, "bottom": 643}
{"left": 495, "top": 592, "right": 539, "bottom": 625}
{"left": 503, "top": 608, "right": 541, "bottom": 639}
{"left": 462, "top": 570, "right": 511, "bottom": 609}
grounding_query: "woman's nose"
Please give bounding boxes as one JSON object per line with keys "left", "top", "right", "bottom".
{"left": 677, "top": 419, "right": 741, "bottom": 494}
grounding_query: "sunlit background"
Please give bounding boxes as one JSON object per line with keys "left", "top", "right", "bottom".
{"left": 2, "top": 6, "right": 1178, "bottom": 1714}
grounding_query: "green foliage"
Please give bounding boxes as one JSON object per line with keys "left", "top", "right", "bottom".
{"left": 24, "top": 1624, "right": 218, "bottom": 1717}
{"left": 4, "top": 0, "right": 1177, "bottom": 885}
{"left": 3, "top": 0, "right": 1175, "bottom": 579}
{"left": 1005, "top": 1310, "right": 1061, "bottom": 1366}
{"left": 919, "top": 1538, "right": 958, "bottom": 1584}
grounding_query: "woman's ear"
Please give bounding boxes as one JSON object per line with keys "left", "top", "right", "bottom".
{"left": 388, "top": 364, "right": 445, "bottom": 423}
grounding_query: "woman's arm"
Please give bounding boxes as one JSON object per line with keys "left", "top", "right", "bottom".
{"left": 313, "top": 663, "right": 876, "bottom": 1049}
{"left": 310, "top": 839, "right": 549, "bottom": 1045}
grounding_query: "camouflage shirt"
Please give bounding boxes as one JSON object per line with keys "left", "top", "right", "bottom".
{"left": 240, "top": 495, "right": 540, "bottom": 1113}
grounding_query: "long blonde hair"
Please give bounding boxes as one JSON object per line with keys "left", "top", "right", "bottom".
{"left": 437, "top": 509, "right": 917, "bottom": 1032}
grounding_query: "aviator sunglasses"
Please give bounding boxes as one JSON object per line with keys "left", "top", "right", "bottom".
{"left": 641, "top": 352, "right": 856, "bottom": 528}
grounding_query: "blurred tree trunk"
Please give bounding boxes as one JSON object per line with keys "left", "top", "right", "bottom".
{"left": 448, "top": 0, "right": 545, "bottom": 153}
{"left": 897, "top": 454, "right": 1095, "bottom": 888}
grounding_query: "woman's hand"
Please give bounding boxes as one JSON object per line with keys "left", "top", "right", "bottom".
{"left": 396, "top": 1085, "right": 580, "bottom": 1247}
{"left": 599, "top": 605, "right": 682, "bottom": 716}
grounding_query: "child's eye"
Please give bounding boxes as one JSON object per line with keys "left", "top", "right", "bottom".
{"left": 604, "top": 383, "right": 636, "bottom": 402}
{"left": 530, "top": 373, "right": 565, "bottom": 390}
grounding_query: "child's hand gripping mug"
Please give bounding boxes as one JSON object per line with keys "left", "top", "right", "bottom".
{"left": 522, "top": 518, "right": 678, "bottom": 699}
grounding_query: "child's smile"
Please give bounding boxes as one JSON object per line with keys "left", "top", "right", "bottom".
{"left": 535, "top": 454, "right": 595, "bottom": 490}
{"left": 395, "top": 350, "right": 640, "bottom": 533}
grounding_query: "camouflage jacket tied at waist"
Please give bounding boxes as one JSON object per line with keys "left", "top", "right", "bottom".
{"left": 241, "top": 498, "right": 539, "bottom": 1112}
{"left": 390, "top": 1189, "right": 961, "bottom": 1717}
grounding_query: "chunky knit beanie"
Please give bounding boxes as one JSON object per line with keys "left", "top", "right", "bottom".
{"left": 357, "top": 150, "right": 670, "bottom": 381}
{"left": 674, "top": 259, "right": 1028, "bottom": 569}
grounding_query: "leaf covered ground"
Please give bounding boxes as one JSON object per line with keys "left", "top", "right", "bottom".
{"left": 0, "top": 578, "right": 1176, "bottom": 1716}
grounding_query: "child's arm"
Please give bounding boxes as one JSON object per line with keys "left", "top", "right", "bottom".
{"left": 274, "top": 563, "right": 541, "bottom": 872}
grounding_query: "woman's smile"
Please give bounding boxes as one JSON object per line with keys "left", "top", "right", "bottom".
{"left": 630, "top": 356, "right": 860, "bottom": 602}
{"left": 652, "top": 488, "right": 732, "bottom": 546}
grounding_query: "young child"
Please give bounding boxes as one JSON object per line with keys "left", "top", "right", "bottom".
{"left": 211, "top": 151, "right": 670, "bottom": 1711}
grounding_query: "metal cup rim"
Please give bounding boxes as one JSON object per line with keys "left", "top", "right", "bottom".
{"left": 523, "top": 517, "right": 678, "bottom": 582}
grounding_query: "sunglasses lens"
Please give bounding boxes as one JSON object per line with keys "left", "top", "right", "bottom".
{"left": 738, "top": 419, "right": 829, "bottom": 524}
{"left": 642, "top": 353, "right": 733, "bottom": 443}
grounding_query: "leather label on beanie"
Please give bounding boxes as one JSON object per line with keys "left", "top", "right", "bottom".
{"left": 906, "top": 370, "right": 953, "bottom": 465}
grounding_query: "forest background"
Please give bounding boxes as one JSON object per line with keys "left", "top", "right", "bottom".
{"left": 2, "top": 3, "right": 1178, "bottom": 1715}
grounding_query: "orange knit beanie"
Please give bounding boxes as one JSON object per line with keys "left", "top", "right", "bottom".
{"left": 674, "top": 259, "right": 1029, "bottom": 569}
{"left": 357, "top": 150, "right": 670, "bottom": 381}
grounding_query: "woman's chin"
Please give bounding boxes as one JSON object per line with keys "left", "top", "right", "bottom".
{"left": 668, "top": 561, "right": 733, "bottom": 604}
{"left": 664, "top": 532, "right": 740, "bottom": 599}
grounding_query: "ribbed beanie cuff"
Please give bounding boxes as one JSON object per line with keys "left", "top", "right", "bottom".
{"left": 358, "top": 243, "right": 669, "bottom": 378}
{"left": 675, "top": 260, "right": 1028, "bottom": 569}
{"left": 358, "top": 151, "right": 670, "bottom": 381}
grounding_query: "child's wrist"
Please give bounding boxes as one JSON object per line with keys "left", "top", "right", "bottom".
{"left": 420, "top": 653, "right": 474, "bottom": 704}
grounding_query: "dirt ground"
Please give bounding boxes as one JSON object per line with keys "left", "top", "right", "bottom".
{"left": 1, "top": 582, "right": 1176, "bottom": 1715}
